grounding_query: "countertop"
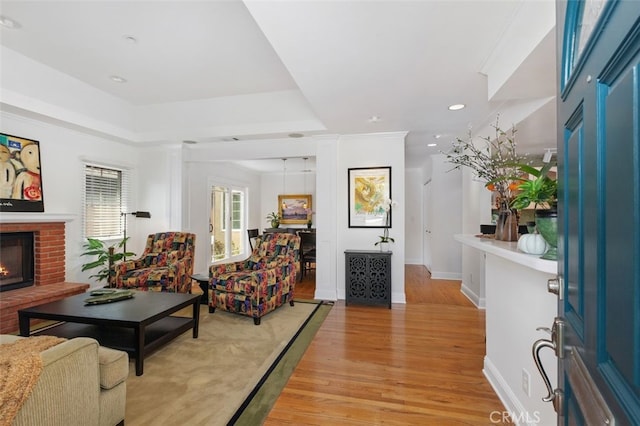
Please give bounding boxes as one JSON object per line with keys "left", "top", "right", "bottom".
{"left": 454, "top": 234, "right": 557, "bottom": 274}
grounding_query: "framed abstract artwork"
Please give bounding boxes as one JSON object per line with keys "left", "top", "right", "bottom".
{"left": 278, "top": 194, "right": 312, "bottom": 224}
{"left": 348, "top": 166, "right": 391, "bottom": 228}
{"left": 0, "top": 132, "right": 44, "bottom": 212}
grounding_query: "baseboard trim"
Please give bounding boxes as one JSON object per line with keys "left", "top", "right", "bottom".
{"left": 483, "top": 357, "right": 537, "bottom": 426}
{"left": 460, "top": 282, "right": 485, "bottom": 309}
{"left": 391, "top": 291, "right": 406, "bottom": 304}
{"left": 313, "top": 289, "right": 337, "bottom": 302}
{"left": 430, "top": 271, "right": 462, "bottom": 280}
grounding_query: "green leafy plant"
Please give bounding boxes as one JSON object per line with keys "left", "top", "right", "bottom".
{"left": 509, "top": 163, "right": 557, "bottom": 210}
{"left": 374, "top": 233, "right": 395, "bottom": 246}
{"left": 80, "top": 237, "right": 135, "bottom": 286}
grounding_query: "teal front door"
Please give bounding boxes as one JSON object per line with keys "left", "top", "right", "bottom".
{"left": 553, "top": 1, "right": 640, "bottom": 424}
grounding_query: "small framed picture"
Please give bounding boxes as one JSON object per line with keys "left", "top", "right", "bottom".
{"left": 348, "top": 166, "right": 391, "bottom": 228}
{"left": 278, "top": 194, "right": 312, "bottom": 224}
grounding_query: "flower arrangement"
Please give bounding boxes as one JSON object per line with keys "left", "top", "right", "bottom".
{"left": 374, "top": 198, "right": 398, "bottom": 248}
{"left": 444, "top": 118, "right": 528, "bottom": 210}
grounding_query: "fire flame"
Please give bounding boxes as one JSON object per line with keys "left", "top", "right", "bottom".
{"left": 0, "top": 264, "right": 8, "bottom": 277}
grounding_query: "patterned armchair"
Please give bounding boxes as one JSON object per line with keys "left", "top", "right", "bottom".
{"left": 114, "top": 232, "right": 196, "bottom": 293}
{"left": 209, "top": 232, "right": 300, "bottom": 325}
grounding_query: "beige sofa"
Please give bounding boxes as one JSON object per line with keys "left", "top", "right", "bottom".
{"left": 0, "top": 335, "right": 128, "bottom": 426}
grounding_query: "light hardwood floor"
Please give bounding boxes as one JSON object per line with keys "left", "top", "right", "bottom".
{"left": 266, "top": 265, "right": 512, "bottom": 425}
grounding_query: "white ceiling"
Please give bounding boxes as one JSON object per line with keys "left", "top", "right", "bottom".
{"left": 0, "top": 0, "right": 557, "bottom": 172}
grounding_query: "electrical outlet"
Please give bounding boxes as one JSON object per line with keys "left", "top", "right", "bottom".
{"left": 522, "top": 368, "right": 531, "bottom": 396}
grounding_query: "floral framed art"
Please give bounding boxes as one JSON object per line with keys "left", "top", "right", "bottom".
{"left": 278, "top": 194, "right": 312, "bottom": 224}
{"left": 348, "top": 166, "right": 391, "bottom": 228}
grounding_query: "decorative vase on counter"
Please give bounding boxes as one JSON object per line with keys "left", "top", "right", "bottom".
{"left": 378, "top": 241, "right": 390, "bottom": 252}
{"left": 494, "top": 202, "right": 519, "bottom": 242}
{"left": 535, "top": 209, "right": 558, "bottom": 260}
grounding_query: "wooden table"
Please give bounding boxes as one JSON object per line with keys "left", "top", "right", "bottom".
{"left": 19, "top": 291, "right": 200, "bottom": 376}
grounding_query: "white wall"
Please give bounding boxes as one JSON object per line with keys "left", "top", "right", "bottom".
{"left": 180, "top": 136, "right": 336, "bottom": 299}
{"left": 336, "top": 132, "right": 406, "bottom": 303}
{"left": 404, "top": 168, "right": 423, "bottom": 264}
{"left": 182, "top": 133, "right": 406, "bottom": 304}
{"left": 428, "top": 154, "right": 462, "bottom": 279}
{"left": 0, "top": 111, "right": 149, "bottom": 288}
{"left": 182, "top": 159, "right": 262, "bottom": 275}
{"left": 460, "top": 166, "right": 492, "bottom": 307}
{"left": 1, "top": 111, "right": 408, "bottom": 303}
{"left": 259, "top": 171, "right": 316, "bottom": 230}
{"left": 483, "top": 253, "right": 557, "bottom": 426}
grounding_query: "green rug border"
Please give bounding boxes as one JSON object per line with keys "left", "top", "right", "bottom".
{"left": 229, "top": 299, "right": 334, "bottom": 425}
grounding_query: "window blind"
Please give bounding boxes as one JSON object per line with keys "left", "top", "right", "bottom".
{"left": 83, "top": 164, "right": 130, "bottom": 239}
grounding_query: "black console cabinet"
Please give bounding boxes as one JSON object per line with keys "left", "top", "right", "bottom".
{"left": 345, "top": 250, "right": 392, "bottom": 308}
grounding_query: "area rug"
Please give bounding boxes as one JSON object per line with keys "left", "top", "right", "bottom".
{"left": 124, "top": 300, "right": 331, "bottom": 426}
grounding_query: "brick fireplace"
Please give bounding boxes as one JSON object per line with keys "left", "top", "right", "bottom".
{"left": 0, "top": 217, "right": 89, "bottom": 333}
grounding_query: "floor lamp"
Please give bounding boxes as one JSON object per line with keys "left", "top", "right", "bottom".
{"left": 121, "top": 211, "right": 151, "bottom": 260}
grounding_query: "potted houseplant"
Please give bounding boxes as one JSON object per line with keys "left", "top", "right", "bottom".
{"left": 374, "top": 231, "right": 394, "bottom": 251}
{"left": 266, "top": 212, "right": 280, "bottom": 228}
{"left": 510, "top": 163, "right": 558, "bottom": 259}
{"left": 509, "top": 163, "right": 557, "bottom": 211}
{"left": 374, "top": 198, "right": 397, "bottom": 251}
{"left": 80, "top": 237, "right": 135, "bottom": 287}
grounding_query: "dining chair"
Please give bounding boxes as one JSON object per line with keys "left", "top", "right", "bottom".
{"left": 247, "top": 228, "right": 260, "bottom": 251}
{"left": 298, "top": 231, "right": 316, "bottom": 280}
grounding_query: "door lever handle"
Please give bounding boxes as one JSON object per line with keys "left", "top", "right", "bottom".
{"left": 532, "top": 337, "right": 556, "bottom": 402}
{"left": 532, "top": 317, "right": 565, "bottom": 411}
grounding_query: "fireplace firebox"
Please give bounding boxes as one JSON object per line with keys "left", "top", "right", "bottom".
{"left": 0, "top": 232, "right": 35, "bottom": 292}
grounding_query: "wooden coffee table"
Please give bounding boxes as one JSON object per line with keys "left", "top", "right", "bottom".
{"left": 19, "top": 291, "right": 200, "bottom": 376}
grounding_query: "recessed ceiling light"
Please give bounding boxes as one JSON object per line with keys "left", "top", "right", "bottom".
{"left": 448, "top": 104, "right": 466, "bottom": 111}
{"left": 433, "top": 134, "right": 442, "bottom": 139}
{"left": 368, "top": 115, "right": 381, "bottom": 123}
{"left": 109, "top": 75, "right": 127, "bottom": 83}
{"left": 427, "top": 143, "right": 437, "bottom": 147}
{"left": 288, "top": 133, "right": 304, "bottom": 138}
{"left": 123, "top": 35, "right": 138, "bottom": 44}
{"left": 0, "top": 16, "right": 20, "bottom": 29}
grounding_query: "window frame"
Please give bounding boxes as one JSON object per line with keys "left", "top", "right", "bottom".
{"left": 82, "top": 162, "right": 131, "bottom": 240}
{"left": 210, "top": 182, "right": 248, "bottom": 263}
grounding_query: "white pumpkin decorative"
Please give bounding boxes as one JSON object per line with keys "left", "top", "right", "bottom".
{"left": 517, "top": 233, "right": 548, "bottom": 255}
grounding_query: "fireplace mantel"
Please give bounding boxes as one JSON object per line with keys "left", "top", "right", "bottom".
{"left": 0, "top": 213, "right": 76, "bottom": 223}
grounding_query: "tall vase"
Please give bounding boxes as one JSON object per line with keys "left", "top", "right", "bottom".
{"left": 535, "top": 209, "right": 557, "bottom": 260}
{"left": 495, "top": 204, "right": 519, "bottom": 242}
